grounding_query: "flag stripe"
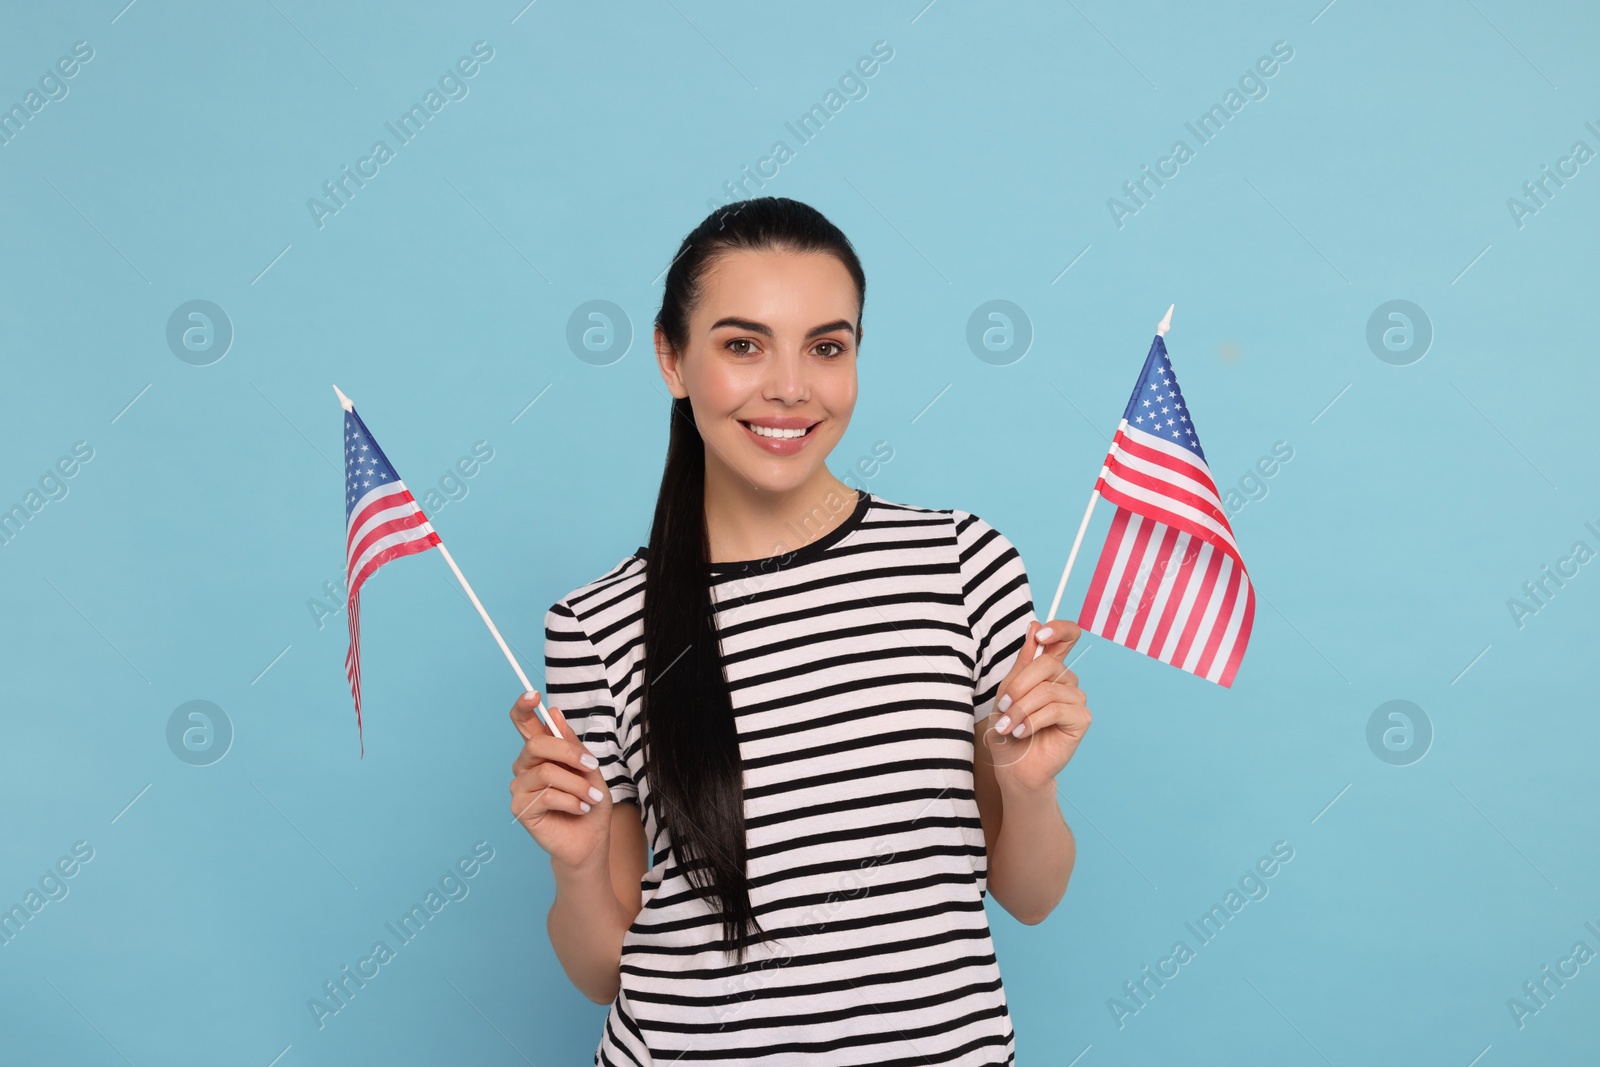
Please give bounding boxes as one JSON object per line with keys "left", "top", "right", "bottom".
{"left": 1079, "top": 506, "right": 1129, "bottom": 629}
{"left": 1215, "top": 583, "right": 1256, "bottom": 687}
{"left": 1109, "top": 517, "right": 1164, "bottom": 648}
{"left": 1172, "top": 548, "right": 1226, "bottom": 671}
{"left": 1116, "top": 419, "right": 1213, "bottom": 468}
{"left": 1105, "top": 434, "right": 1227, "bottom": 521}
{"left": 349, "top": 531, "right": 440, "bottom": 600}
{"left": 1100, "top": 514, "right": 1156, "bottom": 639}
{"left": 349, "top": 513, "right": 434, "bottom": 578}
{"left": 1086, "top": 508, "right": 1142, "bottom": 635}
{"left": 1121, "top": 523, "right": 1182, "bottom": 651}
{"left": 1096, "top": 475, "right": 1245, "bottom": 579}
{"left": 1142, "top": 533, "right": 1202, "bottom": 658}
{"left": 1102, "top": 457, "right": 1231, "bottom": 542}
{"left": 1155, "top": 541, "right": 1212, "bottom": 665}
{"left": 1098, "top": 448, "right": 1237, "bottom": 556}
{"left": 1196, "top": 558, "right": 1247, "bottom": 682}
{"left": 346, "top": 486, "right": 422, "bottom": 554}
{"left": 346, "top": 592, "right": 363, "bottom": 746}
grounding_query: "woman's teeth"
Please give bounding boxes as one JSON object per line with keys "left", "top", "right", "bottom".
{"left": 744, "top": 422, "right": 811, "bottom": 439}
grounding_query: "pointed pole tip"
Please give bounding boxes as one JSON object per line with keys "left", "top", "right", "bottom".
{"left": 1157, "top": 304, "right": 1174, "bottom": 337}
{"left": 332, "top": 384, "right": 353, "bottom": 411}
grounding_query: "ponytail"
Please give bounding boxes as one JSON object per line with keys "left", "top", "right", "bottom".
{"left": 642, "top": 197, "right": 865, "bottom": 962}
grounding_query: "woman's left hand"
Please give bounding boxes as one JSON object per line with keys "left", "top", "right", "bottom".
{"left": 983, "top": 618, "right": 1092, "bottom": 794}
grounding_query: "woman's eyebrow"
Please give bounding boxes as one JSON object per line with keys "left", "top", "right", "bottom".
{"left": 709, "top": 317, "right": 856, "bottom": 340}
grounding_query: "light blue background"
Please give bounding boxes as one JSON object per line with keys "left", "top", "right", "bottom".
{"left": 2, "top": 1, "right": 1596, "bottom": 1064}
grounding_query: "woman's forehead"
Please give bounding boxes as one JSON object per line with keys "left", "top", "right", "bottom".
{"left": 693, "top": 249, "right": 859, "bottom": 327}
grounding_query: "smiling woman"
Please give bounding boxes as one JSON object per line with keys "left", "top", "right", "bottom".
{"left": 508, "top": 197, "right": 1089, "bottom": 1066}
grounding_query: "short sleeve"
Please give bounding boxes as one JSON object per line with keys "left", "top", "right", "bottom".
{"left": 543, "top": 598, "right": 638, "bottom": 804}
{"left": 954, "top": 511, "right": 1036, "bottom": 725}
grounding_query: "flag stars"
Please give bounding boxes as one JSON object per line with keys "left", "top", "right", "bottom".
{"left": 1127, "top": 355, "right": 1208, "bottom": 463}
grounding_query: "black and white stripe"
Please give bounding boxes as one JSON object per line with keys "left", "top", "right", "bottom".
{"left": 543, "top": 489, "right": 1035, "bottom": 1065}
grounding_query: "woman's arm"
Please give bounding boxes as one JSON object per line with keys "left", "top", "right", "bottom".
{"left": 547, "top": 800, "right": 650, "bottom": 1003}
{"left": 972, "top": 735, "right": 1075, "bottom": 927}
{"left": 974, "top": 736, "right": 1075, "bottom": 925}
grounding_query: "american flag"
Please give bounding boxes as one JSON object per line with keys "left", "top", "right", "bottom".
{"left": 1076, "top": 334, "right": 1254, "bottom": 687}
{"left": 344, "top": 404, "right": 440, "bottom": 754}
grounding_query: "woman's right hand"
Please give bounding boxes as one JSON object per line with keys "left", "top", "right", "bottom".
{"left": 508, "top": 691, "right": 613, "bottom": 870}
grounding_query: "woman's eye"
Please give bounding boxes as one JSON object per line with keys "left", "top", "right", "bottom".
{"left": 815, "top": 342, "right": 844, "bottom": 358}
{"left": 726, "top": 339, "right": 756, "bottom": 355}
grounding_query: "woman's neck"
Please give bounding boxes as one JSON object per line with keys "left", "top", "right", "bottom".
{"left": 702, "top": 466, "right": 860, "bottom": 565}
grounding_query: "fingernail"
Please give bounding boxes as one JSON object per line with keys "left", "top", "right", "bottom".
{"left": 1012, "top": 721, "right": 1026, "bottom": 738}
{"left": 522, "top": 691, "right": 538, "bottom": 702}
{"left": 579, "top": 801, "right": 592, "bottom": 813}
{"left": 1036, "top": 626, "right": 1054, "bottom": 643}
{"left": 998, "top": 694, "right": 1012, "bottom": 713}
{"left": 588, "top": 786, "right": 604, "bottom": 803}
{"left": 580, "top": 753, "right": 599, "bottom": 769}
{"left": 994, "top": 715, "right": 1011, "bottom": 733}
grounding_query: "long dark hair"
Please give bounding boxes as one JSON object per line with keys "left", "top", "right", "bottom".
{"left": 643, "top": 197, "right": 866, "bottom": 962}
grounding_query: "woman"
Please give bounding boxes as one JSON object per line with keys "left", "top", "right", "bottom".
{"left": 508, "top": 197, "right": 1090, "bottom": 1065}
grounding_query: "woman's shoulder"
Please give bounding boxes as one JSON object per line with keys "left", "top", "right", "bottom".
{"left": 856, "top": 492, "right": 1023, "bottom": 581}
{"left": 932, "top": 502, "right": 1026, "bottom": 579}
{"left": 547, "top": 551, "right": 649, "bottom": 631}
{"left": 875, "top": 494, "right": 1016, "bottom": 549}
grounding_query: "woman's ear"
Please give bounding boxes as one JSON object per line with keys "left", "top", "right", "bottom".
{"left": 655, "top": 326, "right": 687, "bottom": 398}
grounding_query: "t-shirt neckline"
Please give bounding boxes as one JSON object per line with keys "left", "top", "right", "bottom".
{"left": 633, "top": 488, "right": 873, "bottom": 577}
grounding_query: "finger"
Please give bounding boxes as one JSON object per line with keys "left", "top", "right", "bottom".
{"left": 1031, "top": 619, "right": 1082, "bottom": 661}
{"left": 511, "top": 762, "right": 606, "bottom": 813}
{"left": 514, "top": 760, "right": 606, "bottom": 806}
{"left": 509, "top": 690, "right": 544, "bottom": 740}
{"left": 512, "top": 717, "right": 602, "bottom": 778}
{"left": 511, "top": 776, "right": 592, "bottom": 819}
{"left": 998, "top": 683, "right": 1086, "bottom": 737}
{"left": 1007, "top": 698, "right": 1092, "bottom": 741}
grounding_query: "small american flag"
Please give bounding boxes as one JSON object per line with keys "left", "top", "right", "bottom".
{"left": 344, "top": 403, "right": 440, "bottom": 754}
{"left": 1077, "top": 333, "right": 1254, "bottom": 687}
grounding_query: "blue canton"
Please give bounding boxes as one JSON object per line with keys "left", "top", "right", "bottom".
{"left": 344, "top": 409, "right": 404, "bottom": 518}
{"left": 1119, "top": 335, "right": 1205, "bottom": 462}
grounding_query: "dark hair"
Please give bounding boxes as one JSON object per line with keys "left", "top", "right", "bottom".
{"left": 643, "top": 197, "right": 866, "bottom": 962}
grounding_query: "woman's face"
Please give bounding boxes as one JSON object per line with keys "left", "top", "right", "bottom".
{"left": 657, "top": 246, "right": 860, "bottom": 495}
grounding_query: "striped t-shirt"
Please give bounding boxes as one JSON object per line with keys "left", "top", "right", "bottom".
{"left": 542, "top": 488, "right": 1036, "bottom": 1065}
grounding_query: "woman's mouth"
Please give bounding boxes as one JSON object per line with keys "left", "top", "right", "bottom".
{"left": 738, "top": 419, "right": 819, "bottom": 455}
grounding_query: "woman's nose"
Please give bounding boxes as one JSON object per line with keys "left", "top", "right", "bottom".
{"left": 764, "top": 349, "right": 808, "bottom": 402}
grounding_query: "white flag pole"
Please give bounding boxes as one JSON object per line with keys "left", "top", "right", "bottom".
{"left": 1033, "top": 305, "right": 1172, "bottom": 661}
{"left": 1045, "top": 488, "right": 1102, "bottom": 625}
{"left": 335, "top": 385, "right": 561, "bottom": 739}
